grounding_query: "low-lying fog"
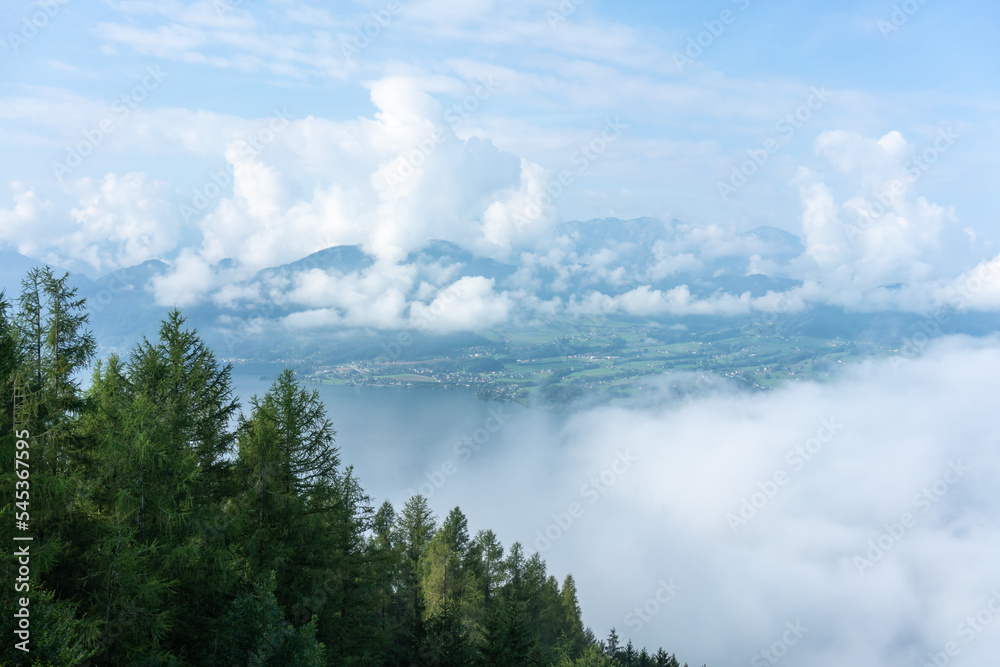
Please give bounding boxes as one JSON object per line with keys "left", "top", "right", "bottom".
{"left": 238, "top": 335, "right": 1000, "bottom": 666}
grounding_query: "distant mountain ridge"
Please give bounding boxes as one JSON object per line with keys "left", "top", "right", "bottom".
{"left": 0, "top": 218, "right": 813, "bottom": 351}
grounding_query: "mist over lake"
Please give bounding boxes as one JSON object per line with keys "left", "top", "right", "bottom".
{"left": 238, "top": 333, "right": 1000, "bottom": 666}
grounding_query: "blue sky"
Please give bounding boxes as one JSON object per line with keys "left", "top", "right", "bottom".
{"left": 1, "top": 0, "right": 998, "bottom": 314}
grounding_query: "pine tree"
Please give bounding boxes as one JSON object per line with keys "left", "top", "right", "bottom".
{"left": 623, "top": 638, "right": 637, "bottom": 665}
{"left": 81, "top": 311, "right": 239, "bottom": 663}
{"left": 13, "top": 268, "right": 96, "bottom": 589}
{"left": 318, "top": 464, "right": 374, "bottom": 661}
{"left": 469, "top": 529, "right": 505, "bottom": 610}
{"left": 419, "top": 602, "right": 474, "bottom": 666}
{"left": 394, "top": 495, "right": 436, "bottom": 646}
{"left": 82, "top": 354, "right": 193, "bottom": 663}
{"left": 559, "top": 574, "right": 588, "bottom": 658}
{"left": 654, "top": 647, "right": 678, "bottom": 667}
{"left": 218, "top": 570, "right": 326, "bottom": 667}
{"left": 504, "top": 541, "right": 527, "bottom": 601}
{"left": 234, "top": 367, "right": 374, "bottom": 659}
{"left": 606, "top": 627, "right": 621, "bottom": 660}
{"left": 131, "top": 310, "right": 239, "bottom": 659}
{"left": 40, "top": 269, "right": 95, "bottom": 470}
{"left": 477, "top": 596, "right": 537, "bottom": 667}
{"left": 368, "top": 500, "right": 404, "bottom": 652}
{"left": 421, "top": 506, "right": 470, "bottom": 616}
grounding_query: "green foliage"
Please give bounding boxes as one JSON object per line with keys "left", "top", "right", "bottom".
{"left": 0, "top": 268, "right": 705, "bottom": 667}
{"left": 564, "top": 644, "right": 620, "bottom": 666}
{"left": 417, "top": 602, "right": 475, "bottom": 666}
{"left": 477, "top": 596, "right": 540, "bottom": 667}
{"left": 219, "top": 571, "right": 326, "bottom": 667}
{"left": 0, "top": 586, "right": 96, "bottom": 667}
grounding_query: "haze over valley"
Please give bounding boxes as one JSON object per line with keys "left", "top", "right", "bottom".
{"left": 2, "top": 0, "right": 999, "bottom": 665}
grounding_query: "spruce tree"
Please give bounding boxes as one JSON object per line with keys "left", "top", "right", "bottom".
{"left": 469, "top": 529, "right": 505, "bottom": 610}
{"left": 421, "top": 506, "right": 470, "bottom": 616}
{"left": 394, "top": 495, "right": 436, "bottom": 657}
{"left": 81, "top": 311, "right": 239, "bottom": 663}
{"left": 559, "top": 574, "right": 588, "bottom": 658}
{"left": 235, "top": 368, "right": 374, "bottom": 660}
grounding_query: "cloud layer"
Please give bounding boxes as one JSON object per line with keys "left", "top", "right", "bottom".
{"left": 3, "top": 79, "right": 996, "bottom": 332}
{"left": 2, "top": 1, "right": 998, "bottom": 333}
{"left": 372, "top": 336, "right": 1000, "bottom": 665}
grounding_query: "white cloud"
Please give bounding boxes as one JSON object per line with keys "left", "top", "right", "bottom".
{"left": 788, "top": 130, "right": 969, "bottom": 311}
{"left": 938, "top": 253, "right": 1000, "bottom": 311}
{"left": 0, "top": 182, "right": 52, "bottom": 257}
{"left": 284, "top": 264, "right": 414, "bottom": 329}
{"left": 146, "top": 74, "right": 550, "bottom": 280}
{"left": 409, "top": 275, "right": 513, "bottom": 333}
{"left": 0, "top": 174, "right": 175, "bottom": 275}
{"left": 648, "top": 245, "right": 703, "bottom": 280}
{"left": 65, "top": 173, "right": 177, "bottom": 272}
{"left": 411, "top": 336, "right": 1000, "bottom": 666}
{"left": 148, "top": 248, "right": 216, "bottom": 307}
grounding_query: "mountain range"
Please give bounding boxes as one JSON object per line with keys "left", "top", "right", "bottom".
{"left": 2, "top": 217, "right": 997, "bottom": 363}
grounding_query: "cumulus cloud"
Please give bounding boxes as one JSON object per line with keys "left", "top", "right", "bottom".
{"left": 787, "top": 128, "right": 974, "bottom": 311}
{"left": 937, "top": 253, "right": 1000, "bottom": 312}
{"left": 0, "top": 182, "right": 53, "bottom": 257}
{"left": 148, "top": 248, "right": 218, "bottom": 307}
{"left": 170, "top": 74, "right": 549, "bottom": 275}
{"left": 283, "top": 264, "right": 414, "bottom": 329}
{"left": 3, "top": 91, "right": 996, "bottom": 328}
{"left": 409, "top": 275, "right": 513, "bottom": 333}
{"left": 0, "top": 173, "right": 175, "bottom": 274}
{"left": 65, "top": 173, "right": 177, "bottom": 272}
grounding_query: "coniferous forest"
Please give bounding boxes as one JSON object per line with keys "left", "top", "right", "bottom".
{"left": 0, "top": 267, "right": 704, "bottom": 666}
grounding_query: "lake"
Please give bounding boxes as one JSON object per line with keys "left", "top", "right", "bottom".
{"left": 231, "top": 371, "right": 566, "bottom": 517}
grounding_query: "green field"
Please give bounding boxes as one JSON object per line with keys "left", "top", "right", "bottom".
{"left": 303, "top": 316, "right": 892, "bottom": 408}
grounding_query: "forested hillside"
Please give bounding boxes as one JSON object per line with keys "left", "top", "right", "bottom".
{"left": 0, "top": 267, "right": 703, "bottom": 666}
